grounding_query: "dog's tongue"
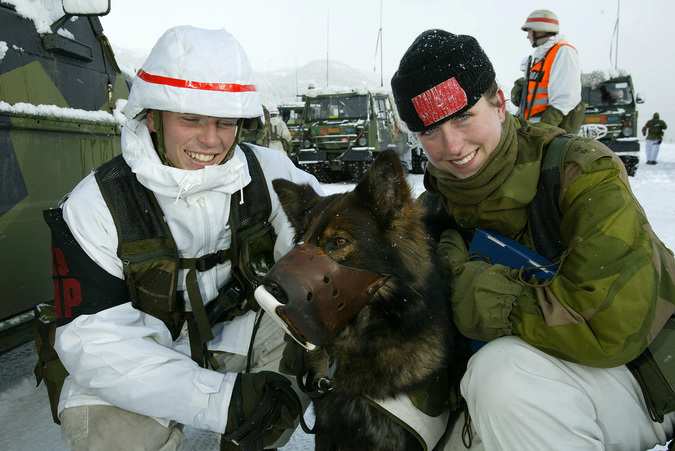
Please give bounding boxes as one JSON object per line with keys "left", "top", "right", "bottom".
{"left": 254, "top": 285, "right": 317, "bottom": 351}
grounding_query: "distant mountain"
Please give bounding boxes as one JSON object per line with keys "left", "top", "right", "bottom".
{"left": 111, "top": 45, "right": 384, "bottom": 109}
{"left": 255, "top": 59, "right": 384, "bottom": 108}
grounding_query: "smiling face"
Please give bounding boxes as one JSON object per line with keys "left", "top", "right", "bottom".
{"left": 417, "top": 89, "right": 506, "bottom": 179}
{"left": 147, "top": 110, "right": 238, "bottom": 170}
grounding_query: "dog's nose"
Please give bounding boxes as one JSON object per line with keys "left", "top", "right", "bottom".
{"left": 263, "top": 280, "right": 288, "bottom": 305}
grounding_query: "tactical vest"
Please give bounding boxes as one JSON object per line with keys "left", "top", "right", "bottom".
{"left": 35, "top": 143, "right": 276, "bottom": 423}
{"left": 522, "top": 43, "right": 576, "bottom": 119}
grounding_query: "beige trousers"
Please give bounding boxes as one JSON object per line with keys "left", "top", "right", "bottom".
{"left": 60, "top": 312, "right": 308, "bottom": 450}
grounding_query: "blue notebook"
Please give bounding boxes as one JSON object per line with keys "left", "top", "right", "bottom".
{"left": 469, "top": 229, "right": 559, "bottom": 279}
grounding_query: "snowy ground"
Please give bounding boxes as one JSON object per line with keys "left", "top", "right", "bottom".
{"left": 1, "top": 142, "right": 673, "bottom": 450}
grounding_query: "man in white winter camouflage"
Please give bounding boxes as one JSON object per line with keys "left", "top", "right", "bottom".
{"left": 48, "top": 26, "right": 319, "bottom": 450}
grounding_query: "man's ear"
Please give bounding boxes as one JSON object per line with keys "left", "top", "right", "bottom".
{"left": 147, "top": 110, "right": 157, "bottom": 132}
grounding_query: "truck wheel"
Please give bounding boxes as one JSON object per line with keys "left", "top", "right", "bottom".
{"left": 411, "top": 151, "right": 426, "bottom": 174}
{"left": 303, "top": 163, "right": 332, "bottom": 183}
{"left": 347, "top": 162, "right": 369, "bottom": 182}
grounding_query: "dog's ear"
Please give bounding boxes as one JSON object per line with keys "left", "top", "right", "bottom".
{"left": 272, "top": 179, "right": 321, "bottom": 232}
{"left": 356, "top": 149, "right": 412, "bottom": 224}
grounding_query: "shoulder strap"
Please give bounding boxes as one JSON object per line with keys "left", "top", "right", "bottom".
{"left": 95, "top": 155, "right": 183, "bottom": 337}
{"left": 527, "top": 134, "right": 576, "bottom": 260}
{"left": 95, "top": 155, "right": 172, "bottom": 246}
{"left": 231, "top": 143, "right": 272, "bottom": 232}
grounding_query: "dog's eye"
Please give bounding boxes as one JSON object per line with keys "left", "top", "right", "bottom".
{"left": 334, "top": 237, "right": 348, "bottom": 247}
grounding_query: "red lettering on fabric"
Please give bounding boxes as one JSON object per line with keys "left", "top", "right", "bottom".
{"left": 412, "top": 78, "right": 468, "bottom": 126}
{"left": 52, "top": 247, "right": 68, "bottom": 276}
{"left": 51, "top": 247, "right": 82, "bottom": 318}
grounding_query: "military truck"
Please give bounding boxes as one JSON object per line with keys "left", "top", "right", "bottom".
{"left": 580, "top": 71, "right": 645, "bottom": 176}
{"left": 0, "top": 0, "right": 130, "bottom": 354}
{"left": 296, "top": 88, "right": 411, "bottom": 182}
{"left": 278, "top": 102, "right": 304, "bottom": 155}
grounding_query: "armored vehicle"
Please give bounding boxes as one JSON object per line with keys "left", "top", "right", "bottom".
{"left": 278, "top": 102, "right": 304, "bottom": 155}
{"left": 297, "top": 89, "right": 410, "bottom": 182}
{"left": 580, "top": 72, "right": 645, "bottom": 176}
{"left": 0, "top": 0, "right": 130, "bottom": 353}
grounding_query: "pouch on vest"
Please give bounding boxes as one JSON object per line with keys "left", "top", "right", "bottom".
{"left": 33, "top": 302, "right": 68, "bottom": 424}
{"left": 628, "top": 316, "right": 675, "bottom": 422}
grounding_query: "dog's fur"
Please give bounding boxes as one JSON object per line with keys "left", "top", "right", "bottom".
{"left": 268, "top": 150, "right": 457, "bottom": 450}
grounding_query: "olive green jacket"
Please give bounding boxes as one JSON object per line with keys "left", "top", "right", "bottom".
{"left": 432, "top": 115, "right": 675, "bottom": 368}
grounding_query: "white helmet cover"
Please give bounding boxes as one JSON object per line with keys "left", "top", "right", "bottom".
{"left": 521, "top": 9, "right": 560, "bottom": 34}
{"left": 125, "top": 26, "right": 263, "bottom": 120}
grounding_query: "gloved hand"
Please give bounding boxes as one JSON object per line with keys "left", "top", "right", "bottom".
{"left": 658, "top": 138, "right": 663, "bottom": 144}
{"left": 223, "top": 371, "right": 301, "bottom": 450}
{"left": 437, "top": 229, "right": 525, "bottom": 342}
{"left": 510, "top": 77, "right": 525, "bottom": 108}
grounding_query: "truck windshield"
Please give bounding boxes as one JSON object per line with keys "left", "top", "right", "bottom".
{"left": 582, "top": 81, "right": 633, "bottom": 107}
{"left": 281, "top": 108, "right": 303, "bottom": 125}
{"left": 307, "top": 95, "right": 368, "bottom": 120}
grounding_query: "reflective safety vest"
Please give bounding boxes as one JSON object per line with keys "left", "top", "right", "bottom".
{"left": 522, "top": 43, "right": 576, "bottom": 119}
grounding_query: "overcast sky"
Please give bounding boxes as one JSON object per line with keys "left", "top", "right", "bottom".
{"left": 99, "top": 0, "right": 675, "bottom": 138}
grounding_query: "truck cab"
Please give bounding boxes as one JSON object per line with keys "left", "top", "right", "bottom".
{"left": 0, "top": 0, "right": 129, "bottom": 353}
{"left": 297, "top": 89, "right": 410, "bottom": 182}
{"left": 580, "top": 72, "right": 645, "bottom": 176}
{"left": 278, "top": 102, "right": 304, "bottom": 156}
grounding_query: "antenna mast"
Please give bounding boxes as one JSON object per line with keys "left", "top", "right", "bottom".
{"left": 373, "top": 0, "right": 384, "bottom": 86}
{"left": 610, "top": 0, "right": 620, "bottom": 69}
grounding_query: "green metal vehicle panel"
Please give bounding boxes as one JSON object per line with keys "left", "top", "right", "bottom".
{"left": 0, "top": 0, "right": 129, "bottom": 353}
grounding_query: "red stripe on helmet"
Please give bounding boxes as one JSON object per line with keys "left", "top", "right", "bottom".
{"left": 526, "top": 17, "right": 559, "bottom": 25}
{"left": 137, "top": 69, "right": 257, "bottom": 93}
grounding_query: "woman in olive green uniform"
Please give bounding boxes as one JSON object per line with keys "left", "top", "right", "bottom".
{"left": 391, "top": 29, "right": 675, "bottom": 450}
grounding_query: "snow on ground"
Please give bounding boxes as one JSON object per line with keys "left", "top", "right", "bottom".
{"left": 1, "top": 143, "right": 674, "bottom": 450}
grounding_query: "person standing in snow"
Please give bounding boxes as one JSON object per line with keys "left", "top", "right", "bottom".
{"left": 391, "top": 28, "right": 675, "bottom": 450}
{"left": 511, "top": 9, "right": 586, "bottom": 134}
{"left": 268, "top": 106, "right": 293, "bottom": 156}
{"left": 48, "top": 26, "right": 320, "bottom": 450}
{"left": 643, "top": 112, "right": 668, "bottom": 164}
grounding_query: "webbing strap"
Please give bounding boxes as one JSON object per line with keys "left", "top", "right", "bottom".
{"left": 182, "top": 258, "right": 214, "bottom": 349}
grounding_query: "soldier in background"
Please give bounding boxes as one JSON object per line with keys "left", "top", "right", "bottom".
{"left": 511, "top": 9, "right": 585, "bottom": 134}
{"left": 268, "top": 106, "right": 292, "bottom": 156}
{"left": 642, "top": 112, "right": 668, "bottom": 164}
{"left": 239, "top": 104, "right": 271, "bottom": 147}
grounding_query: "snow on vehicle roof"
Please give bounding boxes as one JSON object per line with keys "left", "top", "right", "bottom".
{"left": 3, "top": 0, "right": 65, "bottom": 34}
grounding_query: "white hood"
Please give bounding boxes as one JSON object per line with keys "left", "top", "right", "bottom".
{"left": 121, "top": 116, "right": 251, "bottom": 200}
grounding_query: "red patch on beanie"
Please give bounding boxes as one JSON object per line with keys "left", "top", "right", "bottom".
{"left": 412, "top": 77, "right": 468, "bottom": 126}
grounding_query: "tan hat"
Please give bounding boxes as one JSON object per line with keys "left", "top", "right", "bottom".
{"left": 521, "top": 10, "right": 560, "bottom": 34}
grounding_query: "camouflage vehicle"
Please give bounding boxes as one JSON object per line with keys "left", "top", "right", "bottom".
{"left": 580, "top": 72, "right": 645, "bottom": 176}
{"left": 297, "top": 88, "right": 411, "bottom": 182}
{"left": 278, "top": 102, "right": 304, "bottom": 155}
{"left": 0, "top": 0, "right": 130, "bottom": 353}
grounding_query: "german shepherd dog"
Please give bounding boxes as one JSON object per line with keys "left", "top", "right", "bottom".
{"left": 255, "top": 150, "right": 458, "bottom": 450}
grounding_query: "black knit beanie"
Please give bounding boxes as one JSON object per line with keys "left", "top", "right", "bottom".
{"left": 391, "top": 29, "right": 495, "bottom": 132}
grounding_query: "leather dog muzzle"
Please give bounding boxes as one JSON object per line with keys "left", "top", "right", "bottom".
{"left": 256, "top": 241, "right": 388, "bottom": 349}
